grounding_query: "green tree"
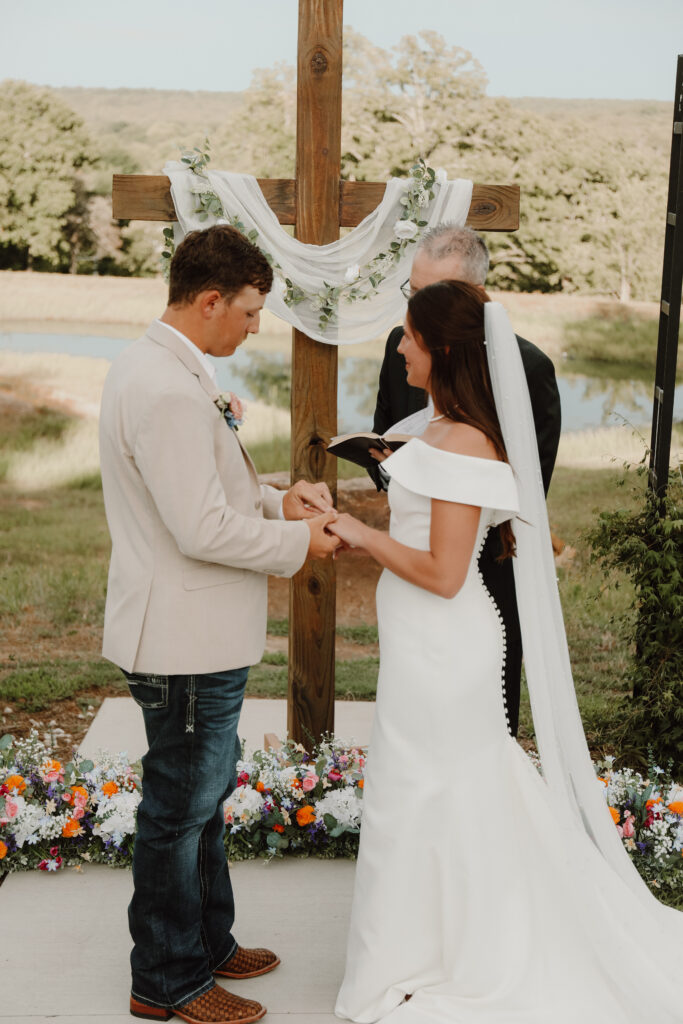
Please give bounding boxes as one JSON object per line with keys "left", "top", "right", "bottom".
{"left": 216, "top": 63, "right": 296, "bottom": 178}
{"left": 0, "top": 80, "right": 96, "bottom": 271}
{"left": 341, "top": 28, "right": 487, "bottom": 179}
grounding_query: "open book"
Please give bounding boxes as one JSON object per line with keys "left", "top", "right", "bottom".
{"left": 326, "top": 432, "right": 413, "bottom": 471}
{"left": 327, "top": 402, "right": 432, "bottom": 471}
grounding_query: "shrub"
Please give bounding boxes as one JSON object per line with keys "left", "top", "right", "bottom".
{"left": 588, "top": 462, "right": 683, "bottom": 772}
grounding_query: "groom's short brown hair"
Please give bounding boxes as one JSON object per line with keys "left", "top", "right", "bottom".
{"left": 168, "top": 224, "right": 273, "bottom": 306}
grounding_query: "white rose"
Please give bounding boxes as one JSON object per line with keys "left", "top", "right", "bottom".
{"left": 435, "top": 167, "right": 448, "bottom": 185}
{"left": 393, "top": 219, "right": 419, "bottom": 241}
{"left": 271, "top": 276, "right": 287, "bottom": 299}
{"left": 344, "top": 264, "right": 360, "bottom": 283}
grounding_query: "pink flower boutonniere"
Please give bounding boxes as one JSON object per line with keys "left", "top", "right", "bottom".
{"left": 215, "top": 391, "right": 246, "bottom": 431}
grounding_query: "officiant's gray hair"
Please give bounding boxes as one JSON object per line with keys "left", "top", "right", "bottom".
{"left": 418, "top": 225, "right": 489, "bottom": 285}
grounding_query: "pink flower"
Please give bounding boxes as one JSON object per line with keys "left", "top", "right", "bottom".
{"left": 49, "top": 846, "right": 59, "bottom": 857}
{"left": 328, "top": 769, "right": 342, "bottom": 783}
{"left": 302, "top": 774, "right": 319, "bottom": 792}
{"left": 622, "top": 813, "right": 635, "bottom": 839}
{"left": 73, "top": 806, "right": 85, "bottom": 820}
{"left": 4, "top": 797, "right": 19, "bottom": 820}
{"left": 228, "top": 393, "right": 245, "bottom": 421}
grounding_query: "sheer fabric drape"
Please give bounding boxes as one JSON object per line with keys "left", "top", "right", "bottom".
{"left": 164, "top": 163, "right": 473, "bottom": 345}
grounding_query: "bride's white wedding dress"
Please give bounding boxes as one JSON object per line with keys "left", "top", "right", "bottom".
{"left": 335, "top": 438, "right": 683, "bottom": 1024}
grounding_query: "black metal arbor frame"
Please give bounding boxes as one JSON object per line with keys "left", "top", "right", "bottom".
{"left": 649, "top": 54, "right": 683, "bottom": 496}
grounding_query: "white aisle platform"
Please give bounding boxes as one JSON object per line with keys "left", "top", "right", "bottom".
{"left": 80, "top": 696, "right": 376, "bottom": 762}
{"left": 0, "top": 698, "right": 374, "bottom": 1024}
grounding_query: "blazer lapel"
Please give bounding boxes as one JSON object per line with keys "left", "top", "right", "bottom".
{"left": 146, "top": 320, "right": 261, "bottom": 490}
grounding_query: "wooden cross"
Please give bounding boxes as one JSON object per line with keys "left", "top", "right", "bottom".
{"left": 112, "top": 0, "right": 520, "bottom": 746}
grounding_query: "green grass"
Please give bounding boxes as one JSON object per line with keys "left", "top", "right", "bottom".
{"left": 0, "top": 404, "right": 73, "bottom": 482}
{"left": 0, "top": 659, "right": 126, "bottom": 713}
{"left": 267, "top": 619, "right": 378, "bottom": 646}
{"left": 248, "top": 436, "right": 365, "bottom": 479}
{"left": 0, "top": 488, "right": 110, "bottom": 626}
{"left": 246, "top": 657, "right": 380, "bottom": 700}
{"left": 563, "top": 311, "right": 679, "bottom": 382}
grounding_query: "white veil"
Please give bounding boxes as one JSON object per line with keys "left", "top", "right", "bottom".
{"left": 484, "top": 302, "right": 656, "bottom": 902}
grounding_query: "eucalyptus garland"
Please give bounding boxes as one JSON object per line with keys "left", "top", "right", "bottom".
{"left": 161, "top": 141, "right": 442, "bottom": 332}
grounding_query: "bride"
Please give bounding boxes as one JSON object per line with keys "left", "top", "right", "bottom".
{"left": 329, "top": 281, "right": 683, "bottom": 1024}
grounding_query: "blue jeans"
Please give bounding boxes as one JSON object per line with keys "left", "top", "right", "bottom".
{"left": 124, "top": 667, "right": 249, "bottom": 1009}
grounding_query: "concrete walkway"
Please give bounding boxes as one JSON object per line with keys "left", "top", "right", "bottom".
{"left": 0, "top": 698, "right": 375, "bottom": 1024}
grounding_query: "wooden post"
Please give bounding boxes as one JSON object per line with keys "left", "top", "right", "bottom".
{"left": 288, "top": 0, "right": 342, "bottom": 746}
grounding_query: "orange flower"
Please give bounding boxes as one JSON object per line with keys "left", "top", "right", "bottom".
{"left": 0, "top": 840, "right": 7, "bottom": 859}
{"left": 4, "top": 774, "right": 26, "bottom": 795}
{"left": 668, "top": 801, "right": 683, "bottom": 816}
{"left": 597, "top": 777, "right": 608, "bottom": 786}
{"left": 62, "top": 817, "right": 85, "bottom": 838}
{"left": 255, "top": 781, "right": 266, "bottom": 793}
{"left": 357, "top": 779, "right": 364, "bottom": 789}
{"left": 296, "top": 805, "right": 316, "bottom": 827}
{"left": 290, "top": 778, "right": 302, "bottom": 789}
{"left": 646, "top": 797, "right": 662, "bottom": 808}
{"left": 102, "top": 781, "right": 119, "bottom": 797}
{"left": 40, "top": 758, "right": 63, "bottom": 781}
{"left": 608, "top": 806, "right": 620, "bottom": 825}
{"left": 71, "top": 785, "right": 88, "bottom": 803}
{"left": 272, "top": 824, "right": 285, "bottom": 834}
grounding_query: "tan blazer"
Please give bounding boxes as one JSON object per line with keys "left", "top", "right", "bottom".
{"left": 99, "top": 320, "right": 309, "bottom": 675}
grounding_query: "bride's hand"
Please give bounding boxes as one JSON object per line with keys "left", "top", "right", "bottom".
{"left": 327, "top": 512, "right": 370, "bottom": 549}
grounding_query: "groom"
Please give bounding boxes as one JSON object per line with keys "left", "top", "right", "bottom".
{"left": 368, "top": 225, "right": 561, "bottom": 737}
{"left": 99, "top": 225, "right": 339, "bottom": 1024}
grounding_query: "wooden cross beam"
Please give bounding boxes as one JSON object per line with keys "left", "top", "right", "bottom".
{"left": 111, "top": 0, "right": 520, "bottom": 747}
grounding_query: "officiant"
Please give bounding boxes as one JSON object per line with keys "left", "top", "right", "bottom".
{"left": 367, "top": 225, "right": 562, "bottom": 737}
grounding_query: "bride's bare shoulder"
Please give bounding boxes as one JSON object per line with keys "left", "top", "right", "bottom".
{"left": 433, "top": 421, "right": 499, "bottom": 461}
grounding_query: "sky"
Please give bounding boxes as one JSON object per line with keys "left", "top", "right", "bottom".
{"left": 3, "top": 0, "right": 682, "bottom": 101}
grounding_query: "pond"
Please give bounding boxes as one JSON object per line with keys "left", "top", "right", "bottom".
{"left": 2, "top": 328, "right": 682, "bottom": 435}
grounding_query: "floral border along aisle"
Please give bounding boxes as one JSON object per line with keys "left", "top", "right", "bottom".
{"left": 1, "top": 732, "right": 682, "bottom": 905}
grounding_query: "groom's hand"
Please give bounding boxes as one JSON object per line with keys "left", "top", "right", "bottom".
{"left": 283, "top": 480, "right": 335, "bottom": 520}
{"left": 306, "top": 511, "right": 341, "bottom": 559}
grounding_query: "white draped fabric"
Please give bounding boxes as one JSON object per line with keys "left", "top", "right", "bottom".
{"left": 164, "top": 162, "right": 473, "bottom": 345}
{"left": 485, "top": 302, "right": 682, "bottom": 914}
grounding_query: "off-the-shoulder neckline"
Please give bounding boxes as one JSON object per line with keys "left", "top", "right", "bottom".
{"left": 405, "top": 437, "right": 508, "bottom": 468}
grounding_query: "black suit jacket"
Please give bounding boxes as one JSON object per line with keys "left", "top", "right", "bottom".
{"left": 369, "top": 324, "right": 562, "bottom": 736}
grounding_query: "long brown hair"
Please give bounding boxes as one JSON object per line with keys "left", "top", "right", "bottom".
{"left": 406, "top": 280, "right": 515, "bottom": 560}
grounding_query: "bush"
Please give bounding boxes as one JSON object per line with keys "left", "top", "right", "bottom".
{"left": 588, "top": 463, "right": 683, "bottom": 772}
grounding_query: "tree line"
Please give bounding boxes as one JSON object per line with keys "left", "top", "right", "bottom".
{"left": 0, "top": 29, "right": 672, "bottom": 299}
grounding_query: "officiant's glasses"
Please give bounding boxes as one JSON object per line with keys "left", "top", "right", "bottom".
{"left": 400, "top": 279, "right": 414, "bottom": 300}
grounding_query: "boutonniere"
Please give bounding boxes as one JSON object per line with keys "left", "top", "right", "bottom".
{"left": 214, "top": 391, "right": 245, "bottom": 431}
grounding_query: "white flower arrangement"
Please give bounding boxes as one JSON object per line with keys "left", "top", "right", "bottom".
{"left": 2, "top": 730, "right": 680, "bottom": 903}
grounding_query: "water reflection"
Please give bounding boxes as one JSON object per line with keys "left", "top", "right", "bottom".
{"left": 1, "top": 331, "right": 681, "bottom": 436}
